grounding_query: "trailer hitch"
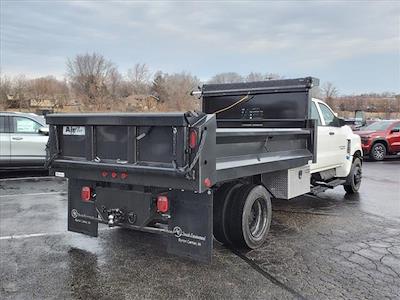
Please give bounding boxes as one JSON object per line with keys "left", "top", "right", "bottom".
{"left": 104, "top": 208, "right": 125, "bottom": 227}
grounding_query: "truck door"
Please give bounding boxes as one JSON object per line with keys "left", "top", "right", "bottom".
{"left": 316, "top": 102, "right": 347, "bottom": 170}
{"left": 0, "top": 116, "right": 11, "bottom": 165}
{"left": 10, "top": 116, "right": 48, "bottom": 165}
{"left": 387, "top": 122, "right": 400, "bottom": 153}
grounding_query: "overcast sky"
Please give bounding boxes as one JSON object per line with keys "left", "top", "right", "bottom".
{"left": 1, "top": 0, "right": 399, "bottom": 94}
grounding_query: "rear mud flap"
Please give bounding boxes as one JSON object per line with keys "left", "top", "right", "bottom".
{"left": 167, "top": 190, "right": 213, "bottom": 263}
{"left": 68, "top": 179, "right": 98, "bottom": 237}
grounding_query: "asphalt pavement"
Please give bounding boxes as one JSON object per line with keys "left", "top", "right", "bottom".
{"left": 0, "top": 159, "right": 399, "bottom": 299}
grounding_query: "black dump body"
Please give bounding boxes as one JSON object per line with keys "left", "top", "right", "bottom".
{"left": 46, "top": 77, "right": 318, "bottom": 262}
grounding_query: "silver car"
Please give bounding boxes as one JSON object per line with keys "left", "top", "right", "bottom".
{"left": 0, "top": 112, "right": 49, "bottom": 169}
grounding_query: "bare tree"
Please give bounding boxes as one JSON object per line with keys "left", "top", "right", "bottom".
{"left": 13, "top": 75, "right": 29, "bottom": 109}
{"left": 107, "top": 68, "right": 122, "bottom": 99}
{"left": 127, "top": 63, "right": 151, "bottom": 95}
{"left": 208, "top": 72, "right": 244, "bottom": 84}
{"left": 66, "top": 53, "right": 116, "bottom": 106}
{"left": 27, "top": 76, "right": 69, "bottom": 109}
{"left": 321, "top": 82, "right": 338, "bottom": 99}
{"left": 321, "top": 82, "right": 338, "bottom": 108}
{"left": 149, "top": 71, "right": 200, "bottom": 111}
{"left": 245, "top": 72, "right": 265, "bottom": 82}
{"left": 245, "top": 72, "right": 283, "bottom": 82}
{"left": 0, "top": 75, "right": 12, "bottom": 109}
{"left": 164, "top": 72, "right": 200, "bottom": 111}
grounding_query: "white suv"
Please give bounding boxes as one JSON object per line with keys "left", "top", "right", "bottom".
{"left": 0, "top": 112, "right": 49, "bottom": 170}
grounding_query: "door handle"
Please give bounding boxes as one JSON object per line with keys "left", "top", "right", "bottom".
{"left": 329, "top": 132, "right": 335, "bottom": 136}
{"left": 12, "top": 137, "right": 23, "bottom": 140}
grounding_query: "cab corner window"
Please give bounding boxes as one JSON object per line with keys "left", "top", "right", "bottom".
{"left": 311, "top": 102, "right": 321, "bottom": 126}
{"left": 13, "top": 117, "right": 41, "bottom": 133}
{"left": 318, "top": 103, "right": 335, "bottom": 126}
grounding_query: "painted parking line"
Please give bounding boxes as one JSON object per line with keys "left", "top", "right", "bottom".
{"left": 0, "top": 191, "right": 65, "bottom": 198}
{"left": 0, "top": 228, "right": 115, "bottom": 241}
{"left": 0, "top": 232, "right": 59, "bottom": 240}
{"left": 0, "top": 176, "right": 57, "bottom": 182}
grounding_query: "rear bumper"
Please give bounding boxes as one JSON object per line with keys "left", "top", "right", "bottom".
{"left": 67, "top": 178, "right": 213, "bottom": 262}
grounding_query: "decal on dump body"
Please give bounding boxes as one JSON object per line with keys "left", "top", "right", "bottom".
{"left": 63, "top": 126, "right": 85, "bottom": 136}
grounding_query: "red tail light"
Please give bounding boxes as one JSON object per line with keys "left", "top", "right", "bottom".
{"left": 111, "top": 171, "right": 118, "bottom": 178}
{"left": 120, "top": 172, "right": 128, "bottom": 179}
{"left": 204, "top": 177, "right": 212, "bottom": 188}
{"left": 101, "top": 171, "right": 108, "bottom": 177}
{"left": 81, "top": 186, "right": 91, "bottom": 202}
{"left": 157, "top": 195, "right": 169, "bottom": 213}
{"left": 189, "top": 129, "right": 197, "bottom": 149}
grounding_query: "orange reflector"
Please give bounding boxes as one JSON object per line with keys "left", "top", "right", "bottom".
{"left": 157, "top": 195, "right": 169, "bottom": 213}
{"left": 204, "top": 177, "right": 212, "bottom": 188}
{"left": 189, "top": 129, "right": 197, "bottom": 149}
{"left": 81, "top": 186, "right": 91, "bottom": 202}
{"left": 120, "top": 172, "right": 128, "bottom": 179}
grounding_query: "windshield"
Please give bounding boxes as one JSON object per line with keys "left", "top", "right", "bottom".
{"left": 364, "top": 121, "right": 393, "bottom": 131}
{"left": 28, "top": 114, "right": 46, "bottom": 127}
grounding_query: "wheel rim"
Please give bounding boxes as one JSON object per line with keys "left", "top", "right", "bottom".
{"left": 248, "top": 198, "right": 268, "bottom": 239}
{"left": 353, "top": 165, "right": 362, "bottom": 188}
{"left": 373, "top": 145, "right": 385, "bottom": 159}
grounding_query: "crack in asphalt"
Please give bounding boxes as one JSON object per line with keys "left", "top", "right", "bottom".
{"left": 227, "top": 246, "right": 306, "bottom": 300}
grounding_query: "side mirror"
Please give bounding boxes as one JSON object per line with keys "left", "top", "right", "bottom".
{"left": 336, "top": 117, "right": 346, "bottom": 127}
{"left": 355, "top": 110, "right": 366, "bottom": 126}
{"left": 39, "top": 127, "right": 49, "bottom": 135}
{"left": 391, "top": 128, "right": 400, "bottom": 133}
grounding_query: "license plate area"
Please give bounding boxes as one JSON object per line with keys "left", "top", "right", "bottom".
{"left": 96, "top": 187, "right": 153, "bottom": 227}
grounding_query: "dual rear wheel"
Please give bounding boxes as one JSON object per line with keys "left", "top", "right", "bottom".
{"left": 213, "top": 183, "right": 272, "bottom": 249}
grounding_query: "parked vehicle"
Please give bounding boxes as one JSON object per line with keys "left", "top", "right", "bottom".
{"left": 46, "top": 77, "right": 362, "bottom": 262}
{"left": 0, "top": 112, "right": 49, "bottom": 169}
{"left": 356, "top": 120, "right": 400, "bottom": 161}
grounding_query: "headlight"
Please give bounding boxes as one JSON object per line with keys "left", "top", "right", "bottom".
{"left": 361, "top": 136, "right": 370, "bottom": 142}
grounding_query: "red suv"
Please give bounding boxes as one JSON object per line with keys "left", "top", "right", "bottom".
{"left": 356, "top": 120, "right": 400, "bottom": 161}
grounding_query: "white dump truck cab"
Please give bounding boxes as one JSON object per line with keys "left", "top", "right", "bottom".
{"left": 309, "top": 98, "right": 363, "bottom": 194}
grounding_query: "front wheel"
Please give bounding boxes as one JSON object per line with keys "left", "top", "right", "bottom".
{"left": 343, "top": 158, "right": 362, "bottom": 194}
{"left": 370, "top": 142, "right": 386, "bottom": 161}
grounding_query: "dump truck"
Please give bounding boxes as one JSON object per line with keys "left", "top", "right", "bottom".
{"left": 46, "top": 77, "right": 363, "bottom": 262}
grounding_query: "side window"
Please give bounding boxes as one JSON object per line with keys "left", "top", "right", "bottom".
{"left": 0, "top": 117, "right": 6, "bottom": 133}
{"left": 391, "top": 123, "right": 400, "bottom": 132}
{"left": 13, "top": 117, "right": 41, "bottom": 133}
{"left": 310, "top": 102, "right": 321, "bottom": 125}
{"left": 318, "top": 103, "right": 336, "bottom": 126}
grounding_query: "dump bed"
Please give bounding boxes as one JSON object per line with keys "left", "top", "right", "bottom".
{"left": 46, "top": 77, "right": 318, "bottom": 192}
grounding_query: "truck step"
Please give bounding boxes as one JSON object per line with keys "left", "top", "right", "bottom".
{"left": 310, "top": 179, "right": 346, "bottom": 195}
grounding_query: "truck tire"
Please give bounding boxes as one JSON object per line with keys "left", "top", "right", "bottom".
{"left": 227, "top": 184, "right": 272, "bottom": 249}
{"left": 343, "top": 158, "right": 362, "bottom": 194}
{"left": 213, "top": 182, "right": 243, "bottom": 244}
{"left": 370, "top": 142, "right": 386, "bottom": 161}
